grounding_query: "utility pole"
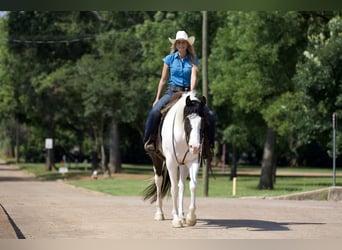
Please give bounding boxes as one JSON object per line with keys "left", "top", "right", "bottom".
{"left": 202, "top": 10, "right": 209, "bottom": 197}
{"left": 332, "top": 112, "right": 337, "bottom": 186}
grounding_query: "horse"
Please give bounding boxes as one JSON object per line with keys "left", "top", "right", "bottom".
{"left": 143, "top": 91, "right": 206, "bottom": 227}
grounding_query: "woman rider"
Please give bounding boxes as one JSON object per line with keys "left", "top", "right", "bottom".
{"left": 143, "top": 30, "right": 215, "bottom": 152}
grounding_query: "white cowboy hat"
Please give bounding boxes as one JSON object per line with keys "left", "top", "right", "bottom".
{"left": 168, "top": 30, "right": 195, "bottom": 46}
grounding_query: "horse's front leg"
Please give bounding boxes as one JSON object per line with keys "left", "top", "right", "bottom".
{"left": 153, "top": 166, "right": 164, "bottom": 221}
{"left": 166, "top": 160, "right": 182, "bottom": 227}
{"left": 187, "top": 161, "right": 200, "bottom": 226}
{"left": 178, "top": 165, "right": 189, "bottom": 224}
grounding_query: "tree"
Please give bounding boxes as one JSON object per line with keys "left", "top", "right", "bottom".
{"left": 210, "top": 11, "right": 308, "bottom": 189}
{"left": 76, "top": 26, "right": 146, "bottom": 174}
{"left": 293, "top": 13, "right": 342, "bottom": 162}
{"left": 4, "top": 11, "right": 99, "bottom": 169}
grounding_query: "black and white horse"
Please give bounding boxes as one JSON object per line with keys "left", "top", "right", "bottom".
{"left": 144, "top": 91, "right": 206, "bottom": 227}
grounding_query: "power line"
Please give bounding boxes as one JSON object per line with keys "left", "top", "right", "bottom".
{"left": 0, "top": 35, "right": 96, "bottom": 44}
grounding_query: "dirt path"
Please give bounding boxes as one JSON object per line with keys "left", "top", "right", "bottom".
{"left": 1, "top": 161, "right": 342, "bottom": 239}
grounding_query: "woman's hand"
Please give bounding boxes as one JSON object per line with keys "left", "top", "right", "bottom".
{"left": 152, "top": 99, "right": 159, "bottom": 107}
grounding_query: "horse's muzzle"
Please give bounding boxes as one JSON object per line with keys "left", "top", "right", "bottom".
{"left": 189, "top": 144, "right": 201, "bottom": 154}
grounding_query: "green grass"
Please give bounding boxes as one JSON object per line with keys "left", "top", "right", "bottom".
{"left": 14, "top": 161, "right": 341, "bottom": 199}
{"left": 68, "top": 174, "right": 339, "bottom": 199}
{"left": 70, "top": 178, "right": 150, "bottom": 196}
{"left": 17, "top": 162, "right": 93, "bottom": 181}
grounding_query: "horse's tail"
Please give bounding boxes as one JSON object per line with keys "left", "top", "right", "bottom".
{"left": 143, "top": 164, "right": 171, "bottom": 204}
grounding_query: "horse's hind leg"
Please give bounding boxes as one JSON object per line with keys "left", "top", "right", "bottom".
{"left": 153, "top": 165, "right": 165, "bottom": 221}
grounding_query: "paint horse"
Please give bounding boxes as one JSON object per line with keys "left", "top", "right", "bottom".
{"left": 144, "top": 91, "right": 206, "bottom": 227}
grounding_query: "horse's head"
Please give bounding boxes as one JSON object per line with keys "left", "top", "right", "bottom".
{"left": 184, "top": 94, "right": 206, "bottom": 154}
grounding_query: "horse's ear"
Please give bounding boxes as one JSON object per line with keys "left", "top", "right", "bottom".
{"left": 186, "top": 95, "right": 192, "bottom": 106}
{"left": 201, "top": 96, "right": 206, "bottom": 106}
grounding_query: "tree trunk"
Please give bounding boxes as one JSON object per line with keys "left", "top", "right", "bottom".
{"left": 258, "top": 127, "right": 277, "bottom": 189}
{"left": 98, "top": 132, "right": 109, "bottom": 176}
{"left": 90, "top": 132, "right": 99, "bottom": 172}
{"left": 46, "top": 121, "right": 56, "bottom": 171}
{"left": 109, "top": 116, "right": 122, "bottom": 173}
{"left": 230, "top": 144, "right": 238, "bottom": 180}
{"left": 91, "top": 151, "right": 98, "bottom": 172}
{"left": 45, "top": 148, "right": 55, "bottom": 171}
{"left": 15, "top": 121, "right": 20, "bottom": 164}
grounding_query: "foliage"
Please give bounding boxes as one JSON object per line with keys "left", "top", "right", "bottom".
{"left": 293, "top": 13, "right": 342, "bottom": 159}
{"left": 210, "top": 12, "right": 316, "bottom": 164}
{"left": 0, "top": 11, "right": 342, "bottom": 174}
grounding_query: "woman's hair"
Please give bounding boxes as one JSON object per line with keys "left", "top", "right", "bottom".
{"left": 170, "top": 41, "right": 197, "bottom": 65}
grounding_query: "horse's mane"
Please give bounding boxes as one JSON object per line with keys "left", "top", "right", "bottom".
{"left": 183, "top": 93, "right": 205, "bottom": 120}
{"left": 166, "top": 91, "right": 205, "bottom": 144}
{"left": 172, "top": 91, "right": 203, "bottom": 119}
{"left": 167, "top": 92, "right": 190, "bottom": 125}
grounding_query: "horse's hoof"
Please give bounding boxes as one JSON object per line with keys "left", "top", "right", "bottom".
{"left": 186, "top": 218, "right": 197, "bottom": 226}
{"left": 181, "top": 217, "right": 186, "bottom": 224}
{"left": 186, "top": 214, "right": 197, "bottom": 226}
{"left": 154, "top": 213, "right": 165, "bottom": 221}
{"left": 172, "top": 219, "right": 183, "bottom": 228}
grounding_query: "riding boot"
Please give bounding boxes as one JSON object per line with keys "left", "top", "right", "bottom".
{"left": 144, "top": 133, "right": 157, "bottom": 152}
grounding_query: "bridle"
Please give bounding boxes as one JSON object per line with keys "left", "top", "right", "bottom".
{"left": 171, "top": 109, "right": 203, "bottom": 166}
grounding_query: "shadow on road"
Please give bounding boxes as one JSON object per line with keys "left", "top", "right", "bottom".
{"left": 0, "top": 162, "right": 37, "bottom": 182}
{"left": 0, "top": 176, "right": 37, "bottom": 182}
{"left": 0, "top": 204, "right": 25, "bottom": 239}
{"left": 197, "top": 219, "right": 324, "bottom": 231}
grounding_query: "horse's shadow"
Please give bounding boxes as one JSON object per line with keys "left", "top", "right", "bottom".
{"left": 196, "top": 219, "right": 324, "bottom": 232}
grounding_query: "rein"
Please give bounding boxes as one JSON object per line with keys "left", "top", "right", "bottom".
{"left": 171, "top": 109, "right": 204, "bottom": 166}
{"left": 172, "top": 112, "right": 189, "bottom": 166}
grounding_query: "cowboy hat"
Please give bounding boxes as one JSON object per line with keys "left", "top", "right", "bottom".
{"left": 168, "top": 30, "right": 195, "bottom": 46}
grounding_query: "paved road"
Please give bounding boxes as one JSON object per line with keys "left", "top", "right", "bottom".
{"left": 1, "top": 161, "right": 342, "bottom": 239}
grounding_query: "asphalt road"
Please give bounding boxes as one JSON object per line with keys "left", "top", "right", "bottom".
{"left": 1, "top": 161, "right": 342, "bottom": 239}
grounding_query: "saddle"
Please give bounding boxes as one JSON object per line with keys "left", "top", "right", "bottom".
{"left": 160, "top": 92, "right": 183, "bottom": 116}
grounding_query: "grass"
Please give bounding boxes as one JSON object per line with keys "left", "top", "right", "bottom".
{"left": 70, "top": 178, "right": 149, "bottom": 196}
{"left": 13, "top": 161, "right": 341, "bottom": 199}
{"left": 16, "top": 162, "right": 93, "bottom": 181}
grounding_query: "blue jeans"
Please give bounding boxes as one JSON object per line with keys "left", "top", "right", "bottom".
{"left": 144, "top": 89, "right": 175, "bottom": 143}
{"left": 143, "top": 89, "right": 215, "bottom": 146}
